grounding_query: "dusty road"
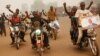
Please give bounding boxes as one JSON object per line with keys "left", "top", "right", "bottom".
{"left": 0, "top": 16, "right": 100, "bottom": 56}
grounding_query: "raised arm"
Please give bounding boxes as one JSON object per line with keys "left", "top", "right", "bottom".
{"left": 86, "top": 1, "right": 93, "bottom": 9}
{"left": 63, "top": 3, "right": 70, "bottom": 16}
{"left": 8, "top": 8, "right": 14, "bottom": 14}
{"left": 25, "top": 11, "right": 30, "bottom": 18}
{"left": 6, "top": 5, "right": 14, "bottom": 14}
{"left": 42, "top": 10, "right": 47, "bottom": 16}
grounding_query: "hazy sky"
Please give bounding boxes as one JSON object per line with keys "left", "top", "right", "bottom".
{"left": 0, "top": 0, "right": 83, "bottom": 14}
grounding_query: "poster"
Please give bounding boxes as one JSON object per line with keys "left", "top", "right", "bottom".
{"left": 81, "top": 16, "right": 100, "bottom": 28}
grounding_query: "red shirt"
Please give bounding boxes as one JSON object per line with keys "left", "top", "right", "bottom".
{"left": 11, "top": 16, "right": 21, "bottom": 24}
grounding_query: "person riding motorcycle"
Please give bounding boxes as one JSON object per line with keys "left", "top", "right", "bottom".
{"left": 75, "top": 1, "right": 93, "bottom": 45}
{"left": 63, "top": 2, "right": 78, "bottom": 45}
{"left": 63, "top": 1, "right": 93, "bottom": 45}
{"left": 47, "top": 6, "right": 60, "bottom": 30}
{"left": 30, "top": 11, "right": 50, "bottom": 49}
{"left": 21, "top": 11, "right": 31, "bottom": 32}
{"left": 6, "top": 5, "right": 26, "bottom": 45}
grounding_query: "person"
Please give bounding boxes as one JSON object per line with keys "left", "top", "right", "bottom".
{"left": 47, "top": 6, "right": 60, "bottom": 39}
{"left": 24, "top": 11, "right": 31, "bottom": 30}
{"left": 21, "top": 11, "right": 31, "bottom": 31}
{"left": 6, "top": 5, "right": 20, "bottom": 26}
{"left": 63, "top": 3, "right": 78, "bottom": 45}
{"left": 41, "top": 10, "right": 48, "bottom": 20}
{"left": 75, "top": 1, "right": 93, "bottom": 45}
{"left": 6, "top": 5, "right": 26, "bottom": 45}
{"left": 42, "top": 10, "right": 46, "bottom": 16}
{"left": 0, "top": 13, "right": 7, "bottom": 36}
{"left": 47, "top": 6, "right": 56, "bottom": 21}
{"left": 30, "top": 11, "right": 50, "bottom": 49}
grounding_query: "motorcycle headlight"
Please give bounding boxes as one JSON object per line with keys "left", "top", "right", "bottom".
{"left": 87, "top": 28, "right": 96, "bottom": 37}
{"left": 35, "top": 29, "right": 41, "bottom": 36}
{"left": 87, "top": 28, "right": 94, "bottom": 33}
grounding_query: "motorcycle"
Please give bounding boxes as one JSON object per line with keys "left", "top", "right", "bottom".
{"left": 31, "top": 29, "right": 44, "bottom": 56}
{"left": 70, "top": 15, "right": 99, "bottom": 56}
{"left": 48, "top": 20, "right": 59, "bottom": 40}
{"left": 10, "top": 26, "right": 21, "bottom": 50}
{"left": 79, "top": 28, "right": 99, "bottom": 56}
{"left": 49, "top": 27, "right": 58, "bottom": 40}
{"left": 71, "top": 28, "right": 99, "bottom": 56}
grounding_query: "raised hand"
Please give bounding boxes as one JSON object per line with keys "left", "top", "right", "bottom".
{"left": 86, "top": 0, "right": 93, "bottom": 9}
{"left": 6, "top": 4, "right": 14, "bottom": 14}
{"left": 42, "top": 10, "right": 44, "bottom": 12}
{"left": 63, "top": 2, "right": 66, "bottom": 6}
{"left": 6, "top": 4, "right": 10, "bottom": 9}
{"left": 90, "top": 0, "right": 93, "bottom": 4}
{"left": 63, "top": 2, "right": 70, "bottom": 17}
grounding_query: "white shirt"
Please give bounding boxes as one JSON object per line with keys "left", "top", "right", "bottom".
{"left": 75, "top": 9, "right": 93, "bottom": 25}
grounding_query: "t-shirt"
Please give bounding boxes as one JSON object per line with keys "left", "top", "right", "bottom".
{"left": 25, "top": 18, "right": 31, "bottom": 23}
{"left": 47, "top": 10, "right": 56, "bottom": 21}
{"left": 75, "top": 9, "right": 93, "bottom": 25}
{"left": 11, "top": 16, "right": 21, "bottom": 24}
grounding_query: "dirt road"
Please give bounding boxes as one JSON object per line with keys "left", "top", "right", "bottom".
{"left": 0, "top": 16, "right": 100, "bottom": 56}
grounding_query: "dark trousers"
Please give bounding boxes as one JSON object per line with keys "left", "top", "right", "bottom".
{"left": 10, "top": 33, "right": 15, "bottom": 42}
{"left": 70, "top": 27, "right": 78, "bottom": 43}
{"left": 0, "top": 24, "right": 6, "bottom": 36}
{"left": 19, "top": 31, "right": 25, "bottom": 40}
{"left": 10, "top": 31, "right": 25, "bottom": 43}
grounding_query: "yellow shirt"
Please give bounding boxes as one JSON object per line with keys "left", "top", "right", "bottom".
{"left": 47, "top": 10, "right": 56, "bottom": 21}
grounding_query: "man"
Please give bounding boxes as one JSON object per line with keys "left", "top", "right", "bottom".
{"left": 0, "top": 13, "right": 7, "bottom": 36}
{"left": 47, "top": 6, "right": 60, "bottom": 33}
{"left": 75, "top": 1, "right": 93, "bottom": 45}
{"left": 30, "top": 11, "right": 50, "bottom": 49}
{"left": 48, "top": 6, "right": 57, "bottom": 22}
{"left": 6, "top": 5, "right": 26, "bottom": 45}
{"left": 6, "top": 5, "right": 20, "bottom": 25}
{"left": 63, "top": 3, "right": 78, "bottom": 45}
{"left": 24, "top": 11, "right": 31, "bottom": 30}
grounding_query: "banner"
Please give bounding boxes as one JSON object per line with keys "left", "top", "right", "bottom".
{"left": 81, "top": 16, "right": 100, "bottom": 28}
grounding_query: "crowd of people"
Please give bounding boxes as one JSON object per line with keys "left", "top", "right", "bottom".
{"left": 0, "top": 1, "right": 100, "bottom": 50}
